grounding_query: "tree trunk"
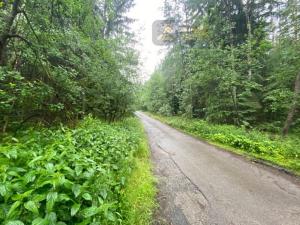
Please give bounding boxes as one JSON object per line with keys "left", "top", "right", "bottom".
{"left": 0, "top": 0, "right": 21, "bottom": 65}
{"left": 245, "top": 0, "right": 253, "bottom": 80}
{"left": 2, "top": 116, "right": 9, "bottom": 133}
{"left": 282, "top": 72, "right": 300, "bottom": 136}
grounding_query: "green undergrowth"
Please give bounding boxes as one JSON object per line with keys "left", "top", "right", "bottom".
{"left": 147, "top": 113, "right": 300, "bottom": 175}
{"left": 0, "top": 116, "right": 156, "bottom": 224}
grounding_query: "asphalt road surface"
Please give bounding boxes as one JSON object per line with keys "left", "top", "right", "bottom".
{"left": 136, "top": 112, "right": 300, "bottom": 225}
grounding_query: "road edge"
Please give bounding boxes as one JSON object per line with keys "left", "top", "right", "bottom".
{"left": 143, "top": 112, "right": 300, "bottom": 183}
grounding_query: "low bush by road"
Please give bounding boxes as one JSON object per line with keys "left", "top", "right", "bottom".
{"left": 149, "top": 113, "right": 300, "bottom": 175}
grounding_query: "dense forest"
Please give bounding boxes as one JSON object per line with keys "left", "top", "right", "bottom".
{"left": 141, "top": 0, "right": 300, "bottom": 135}
{"left": 0, "top": 0, "right": 138, "bottom": 132}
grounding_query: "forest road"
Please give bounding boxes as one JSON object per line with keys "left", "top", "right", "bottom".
{"left": 135, "top": 112, "right": 300, "bottom": 225}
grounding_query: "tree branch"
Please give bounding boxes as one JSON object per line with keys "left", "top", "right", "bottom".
{"left": 18, "top": 9, "right": 41, "bottom": 43}
{"left": 6, "top": 34, "right": 32, "bottom": 46}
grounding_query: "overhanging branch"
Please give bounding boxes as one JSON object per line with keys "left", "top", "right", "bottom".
{"left": 7, "top": 34, "right": 32, "bottom": 46}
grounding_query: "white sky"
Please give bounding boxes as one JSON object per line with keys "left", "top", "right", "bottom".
{"left": 128, "top": 0, "right": 167, "bottom": 81}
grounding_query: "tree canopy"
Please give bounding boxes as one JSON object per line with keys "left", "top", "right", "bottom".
{"left": 0, "top": 0, "right": 138, "bottom": 132}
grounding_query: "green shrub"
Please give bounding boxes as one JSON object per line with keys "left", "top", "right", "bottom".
{"left": 0, "top": 117, "right": 154, "bottom": 224}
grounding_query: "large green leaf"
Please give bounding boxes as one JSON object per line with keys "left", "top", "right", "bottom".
{"left": 46, "top": 192, "right": 58, "bottom": 212}
{"left": 71, "top": 203, "right": 81, "bottom": 216}
{"left": 72, "top": 184, "right": 81, "bottom": 198}
{"left": 7, "top": 201, "right": 22, "bottom": 219}
{"left": 23, "top": 171, "right": 37, "bottom": 184}
{"left": 82, "top": 193, "right": 92, "bottom": 201}
{"left": 100, "top": 190, "right": 107, "bottom": 200}
{"left": 0, "top": 184, "right": 7, "bottom": 197}
{"left": 45, "top": 212, "right": 57, "bottom": 223}
{"left": 31, "top": 218, "right": 49, "bottom": 225}
{"left": 6, "top": 220, "right": 24, "bottom": 225}
{"left": 13, "top": 190, "right": 34, "bottom": 201}
{"left": 24, "top": 201, "right": 39, "bottom": 214}
{"left": 81, "top": 206, "right": 101, "bottom": 218}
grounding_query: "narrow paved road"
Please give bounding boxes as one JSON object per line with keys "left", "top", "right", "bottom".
{"left": 136, "top": 112, "right": 300, "bottom": 225}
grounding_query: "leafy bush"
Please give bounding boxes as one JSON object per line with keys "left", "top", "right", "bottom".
{"left": 149, "top": 114, "right": 300, "bottom": 174}
{"left": 0, "top": 117, "right": 154, "bottom": 224}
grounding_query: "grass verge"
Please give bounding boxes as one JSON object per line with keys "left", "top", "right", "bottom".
{"left": 122, "top": 122, "right": 157, "bottom": 225}
{"left": 146, "top": 113, "right": 300, "bottom": 176}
